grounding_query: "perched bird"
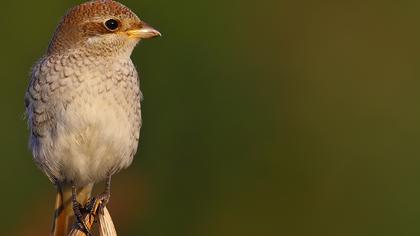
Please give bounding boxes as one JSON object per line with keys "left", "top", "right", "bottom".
{"left": 24, "top": 0, "right": 160, "bottom": 235}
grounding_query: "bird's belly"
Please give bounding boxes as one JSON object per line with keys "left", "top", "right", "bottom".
{"left": 52, "top": 92, "right": 135, "bottom": 186}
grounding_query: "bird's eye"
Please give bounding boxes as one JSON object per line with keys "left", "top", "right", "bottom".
{"left": 104, "top": 19, "right": 119, "bottom": 31}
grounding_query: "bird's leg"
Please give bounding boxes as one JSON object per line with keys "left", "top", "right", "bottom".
{"left": 86, "top": 175, "right": 112, "bottom": 215}
{"left": 72, "top": 184, "right": 92, "bottom": 236}
{"left": 97, "top": 174, "right": 112, "bottom": 214}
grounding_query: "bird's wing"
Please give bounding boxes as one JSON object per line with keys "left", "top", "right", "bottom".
{"left": 25, "top": 57, "right": 65, "bottom": 184}
{"left": 25, "top": 58, "right": 57, "bottom": 139}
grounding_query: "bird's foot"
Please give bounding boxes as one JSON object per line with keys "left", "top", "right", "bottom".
{"left": 72, "top": 186, "right": 92, "bottom": 236}
{"left": 84, "top": 174, "right": 112, "bottom": 218}
{"left": 86, "top": 191, "right": 111, "bottom": 216}
{"left": 87, "top": 175, "right": 112, "bottom": 216}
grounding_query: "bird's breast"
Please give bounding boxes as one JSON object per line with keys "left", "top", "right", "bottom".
{"left": 44, "top": 59, "right": 141, "bottom": 185}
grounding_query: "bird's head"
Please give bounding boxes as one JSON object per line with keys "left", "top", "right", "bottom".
{"left": 47, "top": 0, "right": 160, "bottom": 56}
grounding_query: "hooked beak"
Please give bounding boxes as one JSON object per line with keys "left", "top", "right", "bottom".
{"left": 126, "top": 23, "right": 161, "bottom": 39}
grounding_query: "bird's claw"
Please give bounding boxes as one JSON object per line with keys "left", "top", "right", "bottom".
{"left": 72, "top": 199, "right": 92, "bottom": 236}
{"left": 76, "top": 220, "right": 92, "bottom": 236}
{"left": 86, "top": 192, "right": 110, "bottom": 216}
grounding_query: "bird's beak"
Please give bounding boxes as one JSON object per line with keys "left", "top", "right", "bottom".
{"left": 126, "top": 23, "right": 161, "bottom": 39}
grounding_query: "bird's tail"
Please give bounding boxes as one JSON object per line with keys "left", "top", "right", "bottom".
{"left": 50, "top": 183, "right": 93, "bottom": 236}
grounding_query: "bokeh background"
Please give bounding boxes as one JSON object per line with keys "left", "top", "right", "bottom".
{"left": 2, "top": 0, "right": 420, "bottom": 235}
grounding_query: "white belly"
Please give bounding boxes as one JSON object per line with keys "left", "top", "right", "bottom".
{"left": 52, "top": 92, "right": 134, "bottom": 186}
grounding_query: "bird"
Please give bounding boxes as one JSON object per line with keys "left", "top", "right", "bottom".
{"left": 24, "top": 0, "right": 160, "bottom": 235}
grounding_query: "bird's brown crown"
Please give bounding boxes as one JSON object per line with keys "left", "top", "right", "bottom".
{"left": 60, "top": 0, "right": 140, "bottom": 27}
{"left": 47, "top": 0, "right": 145, "bottom": 55}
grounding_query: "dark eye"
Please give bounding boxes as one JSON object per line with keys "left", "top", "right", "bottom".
{"left": 104, "top": 19, "right": 119, "bottom": 31}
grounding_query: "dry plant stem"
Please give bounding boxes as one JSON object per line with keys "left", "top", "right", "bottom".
{"left": 99, "top": 207, "right": 117, "bottom": 236}
{"left": 67, "top": 200, "right": 116, "bottom": 236}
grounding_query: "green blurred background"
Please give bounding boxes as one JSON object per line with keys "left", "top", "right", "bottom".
{"left": 2, "top": 0, "right": 420, "bottom": 235}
